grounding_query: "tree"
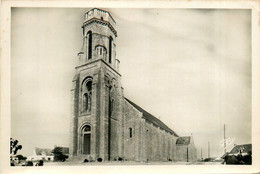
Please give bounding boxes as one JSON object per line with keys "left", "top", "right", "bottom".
{"left": 10, "top": 138, "right": 22, "bottom": 155}
{"left": 51, "top": 146, "right": 68, "bottom": 162}
{"left": 16, "top": 154, "right": 27, "bottom": 161}
{"left": 10, "top": 138, "right": 23, "bottom": 166}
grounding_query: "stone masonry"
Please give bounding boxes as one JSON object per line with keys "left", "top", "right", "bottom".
{"left": 69, "top": 8, "right": 197, "bottom": 162}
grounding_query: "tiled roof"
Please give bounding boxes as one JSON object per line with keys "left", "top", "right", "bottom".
{"left": 125, "top": 98, "right": 178, "bottom": 136}
{"left": 229, "top": 144, "right": 252, "bottom": 154}
{"left": 35, "top": 148, "right": 53, "bottom": 156}
{"left": 176, "top": 136, "right": 191, "bottom": 145}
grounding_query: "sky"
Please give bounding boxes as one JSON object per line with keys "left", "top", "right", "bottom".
{"left": 11, "top": 8, "right": 251, "bottom": 159}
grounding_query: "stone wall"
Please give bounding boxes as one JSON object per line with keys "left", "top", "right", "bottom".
{"left": 143, "top": 121, "right": 178, "bottom": 162}
{"left": 69, "top": 74, "right": 79, "bottom": 157}
{"left": 123, "top": 99, "right": 179, "bottom": 162}
{"left": 175, "top": 144, "right": 197, "bottom": 162}
{"left": 123, "top": 100, "right": 143, "bottom": 161}
{"left": 102, "top": 64, "right": 124, "bottom": 161}
{"left": 69, "top": 61, "right": 102, "bottom": 159}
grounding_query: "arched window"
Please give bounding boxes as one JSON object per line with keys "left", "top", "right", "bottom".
{"left": 95, "top": 45, "right": 107, "bottom": 60}
{"left": 86, "top": 81, "right": 92, "bottom": 91}
{"left": 82, "top": 79, "right": 92, "bottom": 113}
{"left": 109, "top": 36, "right": 113, "bottom": 63}
{"left": 129, "top": 128, "right": 133, "bottom": 138}
{"left": 101, "top": 17, "right": 103, "bottom": 21}
{"left": 87, "top": 31, "right": 92, "bottom": 60}
{"left": 83, "top": 125, "right": 91, "bottom": 132}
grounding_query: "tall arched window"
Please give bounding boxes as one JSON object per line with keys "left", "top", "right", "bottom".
{"left": 109, "top": 36, "right": 113, "bottom": 63}
{"left": 87, "top": 31, "right": 92, "bottom": 60}
{"left": 82, "top": 79, "right": 92, "bottom": 113}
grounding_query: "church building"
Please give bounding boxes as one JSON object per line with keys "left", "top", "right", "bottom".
{"left": 69, "top": 8, "right": 197, "bottom": 162}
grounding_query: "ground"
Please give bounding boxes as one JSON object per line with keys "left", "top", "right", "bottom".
{"left": 41, "top": 161, "right": 223, "bottom": 166}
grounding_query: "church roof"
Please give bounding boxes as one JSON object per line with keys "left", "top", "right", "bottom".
{"left": 176, "top": 136, "right": 191, "bottom": 145}
{"left": 125, "top": 98, "right": 178, "bottom": 136}
{"left": 229, "top": 144, "right": 252, "bottom": 154}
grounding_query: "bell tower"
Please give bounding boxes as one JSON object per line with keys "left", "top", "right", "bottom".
{"left": 77, "top": 8, "right": 119, "bottom": 70}
{"left": 69, "top": 8, "right": 124, "bottom": 162}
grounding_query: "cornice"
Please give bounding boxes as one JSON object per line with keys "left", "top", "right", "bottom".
{"left": 82, "top": 18, "right": 117, "bottom": 37}
{"left": 85, "top": 8, "right": 116, "bottom": 24}
{"left": 75, "top": 59, "right": 121, "bottom": 77}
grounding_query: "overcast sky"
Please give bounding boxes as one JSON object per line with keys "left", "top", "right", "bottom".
{"left": 11, "top": 8, "right": 251, "bottom": 158}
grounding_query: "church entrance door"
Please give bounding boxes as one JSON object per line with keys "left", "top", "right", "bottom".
{"left": 83, "top": 134, "right": 91, "bottom": 154}
{"left": 82, "top": 125, "right": 91, "bottom": 155}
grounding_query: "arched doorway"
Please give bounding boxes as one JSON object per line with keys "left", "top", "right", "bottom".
{"left": 82, "top": 125, "right": 91, "bottom": 155}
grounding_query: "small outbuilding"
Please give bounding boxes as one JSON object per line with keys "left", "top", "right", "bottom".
{"left": 27, "top": 147, "right": 54, "bottom": 162}
{"left": 175, "top": 136, "right": 197, "bottom": 162}
{"left": 221, "top": 144, "right": 252, "bottom": 165}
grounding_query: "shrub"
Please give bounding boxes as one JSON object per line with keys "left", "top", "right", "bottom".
{"left": 16, "top": 154, "right": 27, "bottom": 161}
{"left": 51, "top": 146, "right": 68, "bottom": 162}
{"left": 35, "top": 160, "right": 44, "bottom": 166}
{"left": 97, "top": 158, "right": 102, "bottom": 162}
{"left": 26, "top": 161, "right": 33, "bottom": 166}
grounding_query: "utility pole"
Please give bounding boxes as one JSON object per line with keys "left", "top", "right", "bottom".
{"left": 208, "top": 142, "right": 210, "bottom": 158}
{"left": 187, "top": 147, "right": 189, "bottom": 162}
{"left": 224, "top": 124, "right": 226, "bottom": 154}
{"left": 201, "top": 147, "right": 202, "bottom": 159}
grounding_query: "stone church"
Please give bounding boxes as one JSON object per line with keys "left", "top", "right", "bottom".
{"left": 69, "top": 8, "right": 197, "bottom": 162}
